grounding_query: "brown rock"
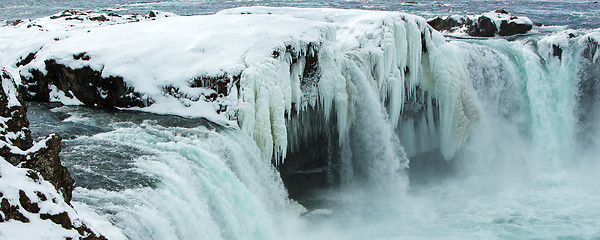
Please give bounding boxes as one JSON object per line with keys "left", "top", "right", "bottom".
{"left": 23, "top": 134, "right": 75, "bottom": 203}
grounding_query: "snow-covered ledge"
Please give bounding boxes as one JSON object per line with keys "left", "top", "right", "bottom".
{"left": 1, "top": 7, "right": 479, "bottom": 167}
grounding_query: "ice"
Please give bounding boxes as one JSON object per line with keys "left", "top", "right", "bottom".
{"left": 1, "top": 7, "right": 482, "bottom": 165}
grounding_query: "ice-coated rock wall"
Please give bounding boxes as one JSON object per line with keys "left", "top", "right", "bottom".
{"left": 1, "top": 7, "right": 480, "bottom": 180}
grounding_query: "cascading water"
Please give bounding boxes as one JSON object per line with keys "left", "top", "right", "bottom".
{"left": 29, "top": 104, "right": 301, "bottom": 240}
{"left": 16, "top": 6, "right": 600, "bottom": 240}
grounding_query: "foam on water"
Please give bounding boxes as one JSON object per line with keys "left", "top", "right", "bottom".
{"left": 58, "top": 118, "right": 299, "bottom": 240}
{"left": 16, "top": 4, "right": 600, "bottom": 240}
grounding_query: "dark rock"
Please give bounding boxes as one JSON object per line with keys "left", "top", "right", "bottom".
{"left": 23, "top": 60, "right": 151, "bottom": 108}
{"left": 51, "top": 10, "right": 78, "bottom": 19}
{"left": 1, "top": 69, "right": 75, "bottom": 203}
{"left": 0, "top": 198, "right": 29, "bottom": 223}
{"left": 148, "top": 11, "right": 157, "bottom": 18}
{"left": 36, "top": 191, "right": 48, "bottom": 201}
{"left": 41, "top": 212, "right": 73, "bottom": 229}
{"left": 280, "top": 105, "right": 342, "bottom": 203}
{"left": 468, "top": 16, "right": 497, "bottom": 37}
{"left": 73, "top": 52, "right": 91, "bottom": 61}
{"left": 16, "top": 52, "right": 37, "bottom": 67}
{"left": 76, "top": 224, "right": 109, "bottom": 240}
{"left": 429, "top": 10, "right": 533, "bottom": 37}
{"left": 189, "top": 74, "right": 240, "bottom": 98}
{"left": 39, "top": 212, "right": 108, "bottom": 240}
{"left": 427, "top": 16, "right": 462, "bottom": 32}
{"left": 497, "top": 19, "right": 533, "bottom": 36}
{"left": 6, "top": 20, "right": 23, "bottom": 26}
{"left": 19, "top": 190, "right": 40, "bottom": 213}
{"left": 552, "top": 44, "right": 563, "bottom": 60}
{"left": 0, "top": 70, "right": 33, "bottom": 150}
{"left": 65, "top": 17, "right": 84, "bottom": 21}
{"left": 0, "top": 70, "right": 106, "bottom": 238}
{"left": 22, "top": 134, "right": 74, "bottom": 203}
{"left": 88, "top": 15, "right": 107, "bottom": 22}
{"left": 421, "top": 32, "right": 429, "bottom": 53}
{"left": 26, "top": 170, "right": 40, "bottom": 182}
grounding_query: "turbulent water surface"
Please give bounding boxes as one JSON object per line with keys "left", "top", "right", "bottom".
{"left": 2, "top": 0, "right": 600, "bottom": 28}
{"left": 12, "top": 0, "right": 600, "bottom": 239}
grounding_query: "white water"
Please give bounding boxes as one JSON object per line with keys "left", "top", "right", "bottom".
{"left": 22, "top": 10, "right": 600, "bottom": 240}
{"left": 62, "top": 118, "right": 300, "bottom": 240}
{"left": 284, "top": 30, "right": 600, "bottom": 239}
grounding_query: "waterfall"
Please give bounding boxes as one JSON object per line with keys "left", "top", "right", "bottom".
{"left": 11, "top": 7, "right": 600, "bottom": 240}
{"left": 60, "top": 117, "right": 299, "bottom": 240}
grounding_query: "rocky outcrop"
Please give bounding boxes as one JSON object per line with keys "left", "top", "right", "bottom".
{"left": 24, "top": 60, "right": 150, "bottom": 108}
{"left": 0, "top": 70, "right": 33, "bottom": 151}
{"left": 428, "top": 10, "right": 533, "bottom": 37}
{"left": 0, "top": 69, "right": 106, "bottom": 239}
{"left": 1, "top": 68, "right": 74, "bottom": 203}
{"left": 21, "top": 134, "right": 74, "bottom": 203}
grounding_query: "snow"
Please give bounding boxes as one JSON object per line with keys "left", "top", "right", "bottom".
{"left": 222, "top": 7, "right": 477, "bottom": 159}
{"left": 1, "top": 70, "right": 21, "bottom": 108}
{"left": 0, "top": 7, "right": 481, "bottom": 163}
{"left": 482, "top": 10, "right": 533, "bottom": 29}
{"left": 0, "top": 156, "right": 110, "bottom": 239}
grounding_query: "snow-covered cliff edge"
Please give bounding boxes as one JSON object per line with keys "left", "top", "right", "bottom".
{"left": 1, "top": 7, "right": 479, "bottom": 169}
{"left": 0, "top": 69, "right": 106, "bottom": 239}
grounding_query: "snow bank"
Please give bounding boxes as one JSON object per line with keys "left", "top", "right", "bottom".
{"left": 0, "top": 156, "right": 115, "bottom": 240}
{"left": 221, "top": 7, "right": 478, "bottom": 159}
{"left": 1, "top": 7, "right": 480, "bottom": 163}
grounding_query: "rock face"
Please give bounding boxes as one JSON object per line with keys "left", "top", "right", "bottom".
{"left": 0, "top": 70, "right": 33, "bottom": 151}
{"left": 0, "top": 69, "right": 106, "bottom": 240}
{"left": 1, "top": 68, "right": 74, "bottom": 203}
{"left": 25, "top": 60, "right": 150, "bottom": 108}
{"left": 21, "top": 134, "right": 74, "bottom": 203}
{"left": 428, "top": 10, "right": 533, "bottom": 37}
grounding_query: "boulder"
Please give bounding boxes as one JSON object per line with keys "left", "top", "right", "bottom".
{"left": 427, "top": 16, "right": 463, "bottom": 32}
{"left": 428, "top": 9, "right": 533, "bottom": 37}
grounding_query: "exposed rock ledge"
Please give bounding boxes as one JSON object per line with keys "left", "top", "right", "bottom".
{"left": 0, "top": 69, "right": 106, "bottom": 239}
{"left": 428, "top": 9, "right": 533, "bottom": 37}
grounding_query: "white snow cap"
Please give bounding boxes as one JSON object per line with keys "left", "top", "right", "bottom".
{"left": 1, "top": 7, "right": 479, "bottom": 163}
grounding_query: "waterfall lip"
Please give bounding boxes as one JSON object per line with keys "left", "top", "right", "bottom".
{"left": 0, "top": 6, "right": 485, "bottom": 166}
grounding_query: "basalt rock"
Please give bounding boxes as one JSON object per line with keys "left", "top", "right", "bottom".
{"left": 0, "top": 198, "right": 30, "bottom": 223}
{"left": 0, "top": 69, "right": 33, "bottom": 151}
{"left": 22, "top": 134, "right": 74, "bottom": 203}
{"left": 468, "top": 15, "right": 497, "bottom": 37}
{"left": 1, "top": 69, "right": 74, "bottom": 203}
{"left": 427, "top": 16, "right": 463, "bottom": 32}
{"left": 24, "top": 60, "right": 150, "bottom": 108}
{"left": 0, "top": 69, "right": 106, "bottom": 239}
{"left": 428, "top": 10, "right": 533, "bottom": 37}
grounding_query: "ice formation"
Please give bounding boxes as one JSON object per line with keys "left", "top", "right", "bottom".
{"left": 1, "top": 7, "right": 480, "bottom": 166}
